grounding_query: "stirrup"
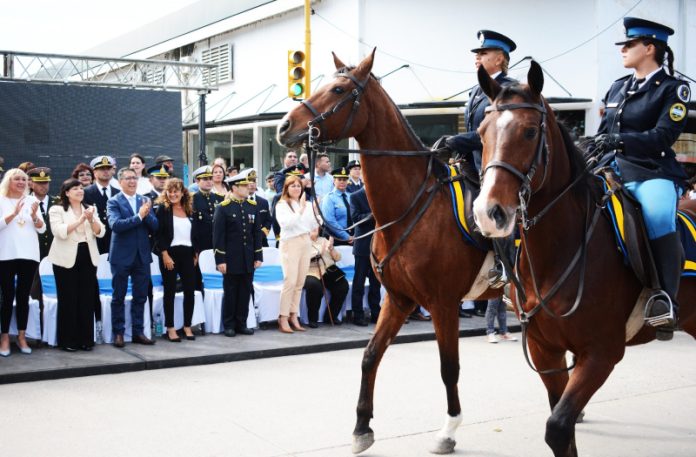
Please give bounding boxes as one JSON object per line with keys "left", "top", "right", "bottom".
{"left": 487, "top": 262, "right": 508, "bottom": 289}
{"left": 643, "top": 291, "right": 676, "bottom": 328}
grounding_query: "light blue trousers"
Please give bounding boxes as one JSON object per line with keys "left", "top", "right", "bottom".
{"left": 624, "top": 179, "right": 680, "bottom": 240}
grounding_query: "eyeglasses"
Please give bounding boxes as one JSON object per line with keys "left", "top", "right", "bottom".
{"left": 122, "top": 176, "right": 138, "bottom": 181}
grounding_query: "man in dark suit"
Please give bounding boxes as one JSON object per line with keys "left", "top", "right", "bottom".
{"left": 242, "top": 168, "right": 272, "bottom": 247}
{"left": 27, "top": 167, "right": 55, "bottom": 259}
{"left": 84, "top": 156, "right": 121, "bottom": 255}
{"left": 214, "top": 173, "right": 263, "bottom": 337}
{"left": 144, "top": 164, "right": 169, "bottom": 204}
{"left": 107, "top": 167, "right": 159, "bottom": 348}
{"left": 349, "top": 187, "right": 381, "bottom": 325}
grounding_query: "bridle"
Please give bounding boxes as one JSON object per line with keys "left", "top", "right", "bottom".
{"left": 482, "top": 99, "right": 610, "bottom": 375}
{"left": 295, "top": 69, "right": 460, "bottom": 280}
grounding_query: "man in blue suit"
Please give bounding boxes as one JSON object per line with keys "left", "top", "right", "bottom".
{"left": 107, "top": 167, "right": 159, "bottom": 347}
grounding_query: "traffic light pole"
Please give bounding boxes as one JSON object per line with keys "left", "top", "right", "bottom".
{"left": 304, "top": 0, "right": 311, "bottom": 98}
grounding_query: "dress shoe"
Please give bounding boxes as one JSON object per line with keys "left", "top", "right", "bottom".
{"left": 308, "top": 322, "right": 319, "bottom": 329}
{"left": 164, "top": 333, "right": 181, "bottom": 342}
{"left": 353, "top": 317, "right": 368, "bottom": 327}
{"left": 132, "top": 334, "right": 155, "bottom": 345}
{"left": 113, "top": 334, "right": 125, "bottom": 348}
{"left": 288, "top": 313, "right": 306, "bottom": 332}
{"left": 235, "top": 327, "right": 254, "bottom": 336}
{"left": 62, "top": 346, "right": 78, "bottom": 352}
{"left": 185, "top": 334, "right": 196, "bottom": 341}
{"left": 459, "top": 310, "right": 473, "bottom": 318}
{"left": 80, "top": 345, "right": 93, "bottom": 351}
{"left": 224, "top": 328, "right": 236, "bottom": 337}
{"left": 410, "top": 311, "right": 431, "bottom": 321}
{"left": 278, "top": 316, "right": 294, "bottom": 333}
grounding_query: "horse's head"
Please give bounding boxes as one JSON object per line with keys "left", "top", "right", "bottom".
{"left": 277, "top": 49, "right": 377, "bottom": 148}
{"left": 472, "top": 60, "right": 548, "bottom": 238}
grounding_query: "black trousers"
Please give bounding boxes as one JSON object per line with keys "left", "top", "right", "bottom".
{"left": 222, "top": 272, "right": 253, "bottom": 331}
{"left": 159, "top": 246, "right": 196, "bottom": 328}
{"left": 54, "top": 243, "right": 96, "bottom": 348}
{"left": 351, "top": 255, "right": 382, "bottom": 319}
{"left": 304, "top": 274, "right": 349, "bottom": 323}
{"left": 0, "top": 258, "right": 38, "bottom": 333}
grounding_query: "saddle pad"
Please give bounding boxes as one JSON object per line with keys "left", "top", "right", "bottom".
{"left": 677, "top": 210, "right": 696, "bottom": 277}
{"left": 446, "top": 165, "right": 483, "bottom": 249}
{"left": 599, "top": 176, "right": 695, "bottom": 277}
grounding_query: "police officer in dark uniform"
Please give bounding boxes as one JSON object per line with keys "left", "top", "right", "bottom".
{"left": 593, "top": 17, "right": 690, "bottom": 340}
{"left": 349, "top": 187, "right": 381, "bottom": 325}
{"left": 443, "top": 30, "right": 518, "bottom": 295}
{"left": 213, "top": 173, "right": 263, "bottom": 337}
{"left": 346, "top": 160, "right": 364, "bottom": 194}
{"left": 144, "top": 164, "right": 170, "bottom": 204}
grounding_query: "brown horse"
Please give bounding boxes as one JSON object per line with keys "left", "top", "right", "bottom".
{"left": 472, "top": 60, "right": 696, "bottom": 456}
{"left": 277, "top": 49, "right": 501, "bottom": 454}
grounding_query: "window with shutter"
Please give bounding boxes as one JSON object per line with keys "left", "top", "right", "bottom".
{"left": 202, "top": 44, "right": 233, "bottom": 84}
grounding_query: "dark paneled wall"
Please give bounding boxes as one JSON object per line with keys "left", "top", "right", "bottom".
{"left": 0, "top": 81, "right": 181, "bottom": 186}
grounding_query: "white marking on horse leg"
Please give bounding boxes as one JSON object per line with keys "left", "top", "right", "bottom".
{"left": 430, "top": 413, "right": 462, "bottom": 454}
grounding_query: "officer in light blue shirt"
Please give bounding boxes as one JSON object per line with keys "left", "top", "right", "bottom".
{"left": 313, "top": 152, "right": 334, "bottom": 200}
{"left": 320, "top": 167, "right": 353, "bottom": 246}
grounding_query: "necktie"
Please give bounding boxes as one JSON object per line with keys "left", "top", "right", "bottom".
{"left": 102, "top": 187, "right": 108, "bottom": 199}
{"left": 628, "top": 77, "right": 645, "bottom": 93}
{"left": 39, "top": 201, "right": 45, "bottom": 217}
{"left": 341, "top": 193, "right": 354, "bottom": 227}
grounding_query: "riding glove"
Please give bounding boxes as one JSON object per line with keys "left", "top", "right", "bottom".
{"left": 593, "top": 133, "right": 623, "bottom": 154}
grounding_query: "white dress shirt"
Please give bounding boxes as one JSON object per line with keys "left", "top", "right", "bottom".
{"left": 0, "top": 195, "right": 46, "bottom": 262}
{"left": 274, "top": 199, "right": 320, "bottom": 240}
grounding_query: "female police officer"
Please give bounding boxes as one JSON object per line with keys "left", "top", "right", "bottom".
{"left": 593, "top": 17, "right": 690, "bottom": 339}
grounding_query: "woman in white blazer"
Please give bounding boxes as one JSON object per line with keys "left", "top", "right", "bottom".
{"left": 48, "top": 179, "right": 104, "bottom": 351}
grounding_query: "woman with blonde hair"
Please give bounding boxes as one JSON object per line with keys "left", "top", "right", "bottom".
{"left": 0, "top": 168, "right": 46, "bottom": 356}
{"left": 154, "top": 178, "right": 198, "bottom": 342}
{"left": 274, "top": 174, "right": 319, "bottom": 332}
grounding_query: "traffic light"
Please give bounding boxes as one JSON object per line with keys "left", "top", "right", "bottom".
{"left": 288, "top": 50, "right": 307, "bottom": 99}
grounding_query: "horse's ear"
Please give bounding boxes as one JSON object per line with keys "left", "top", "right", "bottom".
{"left": 477, "top": 65, "right": 502, "bottom": 101}
{"left": 332, "top": 52, "right": 347, "bottom": 70}
{"left": 527, "top": 60, "right": 544, "bottom": 96}
{"left": 354, "top": 48, "right": 376, "bottom": 79}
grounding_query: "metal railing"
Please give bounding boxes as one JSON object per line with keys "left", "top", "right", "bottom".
{"left": 1, "top": 50, "right": 219, "bottom": 91}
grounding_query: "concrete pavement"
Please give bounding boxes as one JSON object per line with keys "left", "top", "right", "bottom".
{"left": 0, "top": 314, "right": 515, "bottom": 384}
{"left": 0, "top": 329, "right": 693, "bottom": 456}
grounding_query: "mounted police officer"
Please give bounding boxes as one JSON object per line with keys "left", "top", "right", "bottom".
{"left": 593, "top": 17, "right": 690, "bottom": 340}
{"left": 440, "top": 30, "right": 518, "bottom": 289}
{"left": 213, "top": 173, "right": 263, "bottom": 337}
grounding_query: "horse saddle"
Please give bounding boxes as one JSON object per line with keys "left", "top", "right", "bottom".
{"left": 443, "top": 164, "right": 490, "bottom": 251}
{"left": 597, "top": 170, "right": 695, "bottom": 288}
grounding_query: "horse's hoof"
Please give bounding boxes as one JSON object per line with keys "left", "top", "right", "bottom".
{"left": 576, "top": 410, "right": 586, "bottom": 424}
{"left": 430, "top": 437, "right": 456, "bottom": 454}
{"left": 352, "top": 432, "right": 375, "bottom": 454}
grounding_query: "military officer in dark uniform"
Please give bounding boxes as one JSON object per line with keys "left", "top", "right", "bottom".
{"left": 27, "top": 167, "right": 55, "bottom": 259}
{"left": 346, "top": 160, "right": 364, "bottom": 194}
{"left": 154, "top": 155, "right": 175, "bottom": 177}
{"left": 84, "top": 155, "right": 120, "bottom": 255}
{"left": 238, "top": 168, "right": 273, "bottom": 247}
{"left": 191, "top": 165, "right": 224, "bottom": 252}
{"left": 213, "top": 173, "right": 263, "bottom": 337}
{"left": 144, "top": 164, "right": 170, "bottom": 204}
{"left": 593, "top": 17, "right": 690, "bottom": 340}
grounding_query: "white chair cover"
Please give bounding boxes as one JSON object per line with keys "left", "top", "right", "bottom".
{"left": 199, "top": 249, "right": 257, "bottom": 332}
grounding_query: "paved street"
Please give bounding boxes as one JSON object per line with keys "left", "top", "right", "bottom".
{"left": 0, "top": 331, "right": 694, "bottom": 457}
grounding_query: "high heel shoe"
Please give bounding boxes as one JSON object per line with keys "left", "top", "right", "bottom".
{"left": 289, "top": 313, "right": 306, "bottom": 332}
{"left": 278, "top": 315, "right": 294, "bottom": 334}
{"left": 0, "top": 348, "right": 9, "bottom": 357}
{"left": 164, "top": 332, "right": 181, "bottom": 342}
{"left": 183, "top": 328, "right": 196, "bottom": 341}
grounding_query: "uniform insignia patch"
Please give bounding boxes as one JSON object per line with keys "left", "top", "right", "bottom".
{"left": 677, "top": 84, "right": 691, "bottom": 103}
{"left": 669, "top": 103, "right": 686, "bottom": 122}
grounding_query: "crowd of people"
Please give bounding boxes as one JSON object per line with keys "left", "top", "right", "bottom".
{"left": 0, "top": 150, "right": 401, "bottom": 355}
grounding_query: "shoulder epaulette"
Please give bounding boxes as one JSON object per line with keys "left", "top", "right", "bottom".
{"left": 247, "top": 198, "right": 257, "bottom": 205}
{"left": 220, "top": 199, "right": 231, "bottom": 206}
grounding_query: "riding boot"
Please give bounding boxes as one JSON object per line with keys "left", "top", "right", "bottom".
{"left": 458, "top": 157, "right": 480, "bottom": 186}
{"left": 488, "top": 235, "right": 515, "bottom": 288}
{"left": 645, "top": 232, "right": 683, "bottom": 341}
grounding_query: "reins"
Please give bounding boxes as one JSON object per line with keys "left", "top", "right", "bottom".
{"left": 484, "top": 99, "right": 611, "bottom": 375}
{"left": 300, "top": 69, "right": 457, "bottom": 276}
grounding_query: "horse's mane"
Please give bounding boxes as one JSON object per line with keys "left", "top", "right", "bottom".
{"left": 337, "top": 66, "right": 427, "bottom": 152}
